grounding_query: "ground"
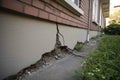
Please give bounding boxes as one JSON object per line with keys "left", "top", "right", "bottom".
{"left": 3, "top": 38, "right": 99, "bottom": 80}
{"left": 21, "top": 39, "right": 99, "bottom": 80}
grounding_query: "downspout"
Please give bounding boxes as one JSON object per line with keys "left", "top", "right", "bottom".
{"left": 86, "top": 0, "right": 92, "bottom": 42}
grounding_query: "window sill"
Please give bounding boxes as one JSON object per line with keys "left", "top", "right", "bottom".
{"left": 56, "top": 0, "right": 84, "bottom": 16}
{"left": 92, "top": 21, "right": 99, "bottom": 25}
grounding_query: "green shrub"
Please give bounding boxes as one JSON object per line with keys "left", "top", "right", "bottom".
{"left": 91, "top": 35, "right": 100, "bottom": 40}
{"left": 104, "top": 23, "right": 120, "bottom": 35}
{"left": 76, "top": 35, "right": 120, "bottom": 80}
{"left": 74, "top": 42, "right": 84, "bottom": 52}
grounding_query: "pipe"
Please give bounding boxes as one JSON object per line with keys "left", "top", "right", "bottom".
{"left": 86, "top": 0, "right": 92, "bottom": 42}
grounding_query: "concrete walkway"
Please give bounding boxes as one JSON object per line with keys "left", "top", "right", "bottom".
{"left": 23, "top": 39, "right": 99, "bottom": 80}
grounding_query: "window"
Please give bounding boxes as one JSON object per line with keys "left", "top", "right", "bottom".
{"left": 92, "top": 0, "right": 99, "bottom": 24}
{"left": 56, "top": 0, "right": 84, "bottom": 16}
{"left": 99, "top": 5, "right": 105, "bottom": 28}
{"left": 99, "top": 5, "right": 102, "bottom": 26}
{"left": 71, "top": 0, "right": 79, "bottom": 6}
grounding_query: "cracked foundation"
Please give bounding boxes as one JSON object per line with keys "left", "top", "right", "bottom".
{"left": 3, "top": 47, "right": 72, "bottom": 80}
{"left": 3, "top": 23, "right": 72, "bottom": 80}
{"left": 2, "top": 24, "right": 88, "bottom": 80}
{"left": 0, "top": 12, "right": 99, "bottom": 80}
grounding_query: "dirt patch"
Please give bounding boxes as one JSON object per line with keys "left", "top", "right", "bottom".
{"left": 3, "top": 38, "right": 99, "bottom": 80}
{"left": 3, "top": 46, "right": 74, "bottom": 80}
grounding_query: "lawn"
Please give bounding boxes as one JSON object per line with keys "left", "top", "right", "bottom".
{"left": 75, "top": 35, "right": 120, "bottom": 80}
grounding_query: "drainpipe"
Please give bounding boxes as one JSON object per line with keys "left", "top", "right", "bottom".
{"left": 86, "top": 0, "right": 92, "bottom": 42}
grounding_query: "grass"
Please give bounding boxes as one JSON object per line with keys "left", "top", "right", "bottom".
{"left": 91, "top": 35, "right": 100, "bottom": 40}
{"left": 75, "top": 35, "right": 120, "bottom": 80}
{"left": 74, "top": 43, "right": 84, "bottom": 52}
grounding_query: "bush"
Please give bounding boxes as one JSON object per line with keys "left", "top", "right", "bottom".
{"left": 104, "top": 23, "right": 120, "bottom": 35}
{"left": 76, "top": 35, "right": 120, "bottom": 80}
{"left": 91, "top": 35, "right": 100, "bottom": 40}
{"left": 74, "top": 42, "right": 84, "bottom": 52}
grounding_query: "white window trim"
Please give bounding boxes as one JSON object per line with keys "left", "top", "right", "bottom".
{"left": 56, "top": 0, "right": 84, "bottom": 16}
{"left": 99, "top": 5, "right": 102, "bottom": 27}
{"left": 101, "top": 14, "right": 105, "bottom": 28}
{"left": 99, "top": 4, "right": 105, "bottom": 28}
{"left": 92, "top": 0, "right": 99, "bottom": 24}
{"left": 71, "top": 0, "right": 79, "bottom": 7}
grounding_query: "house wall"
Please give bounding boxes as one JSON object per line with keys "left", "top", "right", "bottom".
{"left": 90, "top": 30, "right": 99, "bottom": 38}
{"left": 0, "top": 0, "right": 99, "bottom": 30}
{"left": 58, "top": 24, "right": 87, "bottom": 47}
{"left": 0, "top": 11, "right": 89, "bottom": 80}
{"left": 0, "top": 0, "right": 101, "bottom": 79}
{"left": 0, "top": 11, "right": 56, "bottom": 79}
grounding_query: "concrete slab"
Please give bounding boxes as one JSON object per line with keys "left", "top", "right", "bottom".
{"left": 25, "top": 55, "right": 83, "bottom": 80}
{"left": 22, "top": 39, "right": 99, "bottom": 80}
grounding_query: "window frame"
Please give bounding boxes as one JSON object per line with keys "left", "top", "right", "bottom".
{"left": 71, "top": 0, "right": 79, "bottom": 6}
{"left": 99, "top": 5, "right": 102, "bottom": 27}
{"left": 92, "top": 0, "right": 99, "bottom": 24}
{"left": 99, "top": 4, "right": 105, "bottom": 28}
{"left": 56, "top": 0, "right": 84, "bottom": 16}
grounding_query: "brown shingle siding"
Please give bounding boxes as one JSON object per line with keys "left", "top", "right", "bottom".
{"left": 90, "top": 0, "right": 100, "bottom": 31}
{"left": 24, "top": 5, "right": 39, "bottom": 16}
{"left": 39, "top": 10, "right": 49, "bottom": 19}
{"left": 32, "top": 0, "right": 45, "bottom": 9}
{"left": 2, "top": 0, "right": 24, "bottom": 13}
{"left": 19, "top": 0, "right": 32, "bottom": 5}
{"left": 0, "top": 0, "right": 100, "bottom": 31}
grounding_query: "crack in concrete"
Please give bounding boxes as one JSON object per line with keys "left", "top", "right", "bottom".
{"left": 3, "top": 23, "right": 68, "bottom": 80}
{"left": 3, "top": 23, "right": 87, "bottom": 80}
{"left": 55, "top": 23, "right": 65, "bottom": 48}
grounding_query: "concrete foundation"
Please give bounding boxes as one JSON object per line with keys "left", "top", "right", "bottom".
{"left": 0, "top": 11, "right": 98, "bottom": 79}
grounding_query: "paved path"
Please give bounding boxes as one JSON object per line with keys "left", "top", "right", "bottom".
{"left": 25, "top": 55, "right": 82, "bottom": 80}
{"left": 23, "top": 39, "right": 99, "bottom": 80}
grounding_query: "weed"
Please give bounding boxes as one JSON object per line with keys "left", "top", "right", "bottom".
{"left": 75, "top": 35, "right": 120, "bottom": 80}
{"left": 104, "top": 23, "right": 120, "bottom": 35}
{"left": 74, "top": 43, "right": 84, "bottom": 52}
{"left": 91, "top": 35, "right": 100, "bottom": 40}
